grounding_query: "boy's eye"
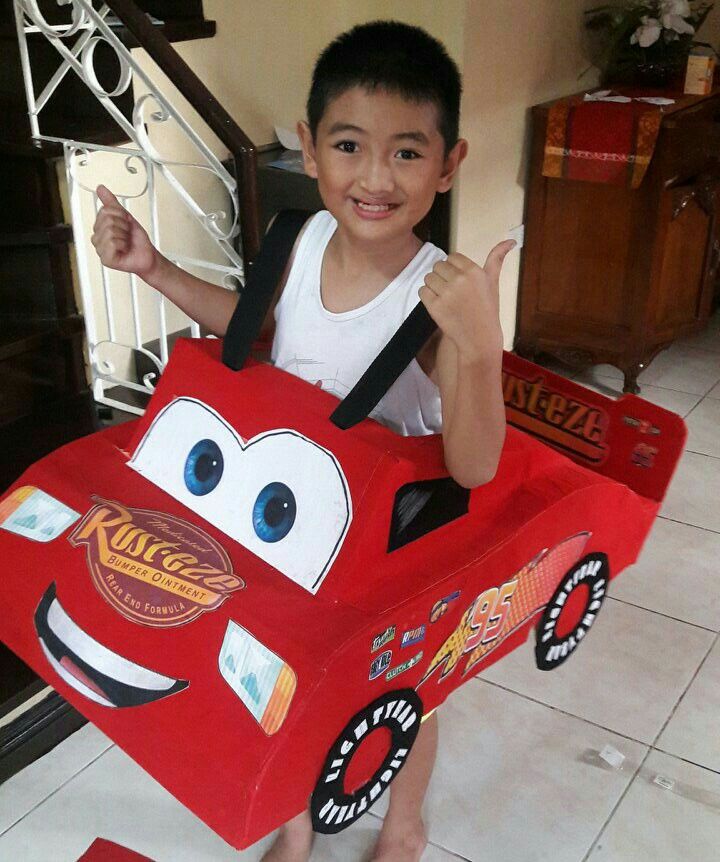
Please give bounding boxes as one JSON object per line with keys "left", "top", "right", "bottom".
{"left": 335, "top": 140, "right": 358, "bottom": 154}
{"left": 397, "top": 149, "right": 421, "bottom": 160}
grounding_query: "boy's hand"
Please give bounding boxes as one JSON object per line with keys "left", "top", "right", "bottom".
{"left": 418, "top": 241, "right": 516, "bottom": 363}
{"left": 91, "top": 185, "right": 159, "bottom": 279}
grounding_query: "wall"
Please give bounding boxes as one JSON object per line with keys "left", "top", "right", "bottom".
{"left": 456, "top": 1, "right": 602, "bottom": 345}
{"left": 175, "top": 0, "right": 464, "bottom": 146}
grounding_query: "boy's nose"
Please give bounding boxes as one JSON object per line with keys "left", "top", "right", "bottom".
{"left": 358, "top": 159, "right": 395, "bottom": 196}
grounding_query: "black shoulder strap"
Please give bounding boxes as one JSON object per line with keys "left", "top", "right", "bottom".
{"left": 329, "top": 302, "right": 438, "bottom": 429}
{"left": 222, "top": 209, "right": 312, "bottom": 371}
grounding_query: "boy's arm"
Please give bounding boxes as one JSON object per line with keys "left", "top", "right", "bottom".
{"left": 92, "top": 185, "right": 239, "bottom": 336}
{"left": 418, "top": 244, "right": 515, "bottom": 488}
{"left": 433, "top": 335, "right": 506, "bottom": 488}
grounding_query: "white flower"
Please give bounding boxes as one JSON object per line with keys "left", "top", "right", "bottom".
{"left": 659, "top": 0, "right": 696, "bottom": 34}
{"left": 631, "top": 16, "right": 662, "bottom": 47}
{"left": 662, "top": 13, "right": 695, "bottom": 34}
{"left": 660, "top": 0, "right": 691, "bottom": 17}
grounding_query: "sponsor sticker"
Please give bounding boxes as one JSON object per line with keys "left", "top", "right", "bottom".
{"left": 429, "top": 590, "right": 461, "bottom": 623}
{"left": 0, "top": 486, "right": 80, "bottom": 543}
{"left": 69, "top": 497, "right": 243, "bottom": 627}
{"left": 623, "top": 415, "right": 660, "bottom": 435}
{"left": 386, "top": 652, "right": 423, "bottom": 681}
{"left": 631, "top": 442, "right": 658, "bottom": 468}
{"left": 369, "top": 650, "right": 392, "bottom": 680}
{"left": 219, "top": 620, "right": 296, "bottom": 735}
{"left": 371, "top": 625, "right": 396, "bottom": 653}
{"left": 400, "top": 625, "right": 426, "bottom": 648}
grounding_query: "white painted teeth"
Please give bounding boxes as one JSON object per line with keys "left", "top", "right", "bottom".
{"left": 46, "top": 597, "right": 178, "bottom": 691}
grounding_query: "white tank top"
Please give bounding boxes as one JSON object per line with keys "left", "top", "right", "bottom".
{"left": 271, "top": 211, "right": 445, "bottom": 436}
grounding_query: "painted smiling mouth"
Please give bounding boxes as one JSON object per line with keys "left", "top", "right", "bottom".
{"left": 34, "top": 583, "right": 188, "bottom": 708}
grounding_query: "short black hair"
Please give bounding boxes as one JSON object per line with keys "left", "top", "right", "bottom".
{"left": 307, "top": 21, "right": 461, "bottom": 155}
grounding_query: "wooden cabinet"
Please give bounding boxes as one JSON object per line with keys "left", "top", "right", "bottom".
{"left": 515, "top": 89, "right": 720, "bottom": 392}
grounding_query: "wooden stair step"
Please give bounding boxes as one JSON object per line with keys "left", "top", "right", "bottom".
{"left": 0, "top": 225, "right": 73, "bottom": 248}
{"left": 0, "top": 317, "right": 84, "bottom": 362}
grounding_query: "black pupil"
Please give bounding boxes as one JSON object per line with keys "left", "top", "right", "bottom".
{"left": 195, "top": 453, "right": 217, "bottom": 483}
{"left": 264, "top": 496, "right": 288, "bottom": 527}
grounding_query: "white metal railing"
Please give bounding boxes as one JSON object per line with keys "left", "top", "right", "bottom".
{"left": 14, "top": 0, "right": 245, "bottom": 414}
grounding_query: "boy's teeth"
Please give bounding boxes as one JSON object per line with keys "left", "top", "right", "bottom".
{"left": 357, "top": 201, "right": 392, "bottom": 212}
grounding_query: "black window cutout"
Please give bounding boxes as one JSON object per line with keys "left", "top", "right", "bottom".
{"left": 388, "top": 478, "right": 470, "bottom": 552}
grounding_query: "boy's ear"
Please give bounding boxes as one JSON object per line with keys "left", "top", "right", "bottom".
{"left": 297, "top": 121, "right": 318, "bottom": 179}
{"left": 437, "top": 138, "right": 468, "bottom": 194}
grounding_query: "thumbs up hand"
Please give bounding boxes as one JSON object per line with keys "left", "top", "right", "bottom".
{"left": 418, "top": 242, "right": 516, "bottom": 364}
{"left": 90, "top": 185, "right": 159, "bottom": 279}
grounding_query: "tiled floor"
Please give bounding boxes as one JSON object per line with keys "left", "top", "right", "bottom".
{"left": 1, "top": 319, "right": 719, "bottom": 861}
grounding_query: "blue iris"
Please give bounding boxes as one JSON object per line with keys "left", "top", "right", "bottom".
{"left": 253, "top": 482, "right": 296, "bottom": 543}
{"left": 183, "top": 439, "right": 224, "bottom": 496}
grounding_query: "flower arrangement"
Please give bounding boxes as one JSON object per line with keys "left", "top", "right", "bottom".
{"left": 585, "top": 1, "right": 716, "bottom": 86}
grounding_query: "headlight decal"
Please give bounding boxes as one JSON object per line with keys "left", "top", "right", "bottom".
{"left": 219, "top": 620, "right": 297, "bottom": 735}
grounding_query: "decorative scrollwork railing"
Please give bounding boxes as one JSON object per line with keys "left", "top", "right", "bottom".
{"left": 13, "top": 0, "right": 261, "bottom": 414}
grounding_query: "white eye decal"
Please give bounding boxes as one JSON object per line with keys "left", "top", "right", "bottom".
{"left": 128, "top": 398, "right": 351, "bottom": 593}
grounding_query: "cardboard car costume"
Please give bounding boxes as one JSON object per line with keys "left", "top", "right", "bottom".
{"left": 0, "top": 217, "right": 686, "bottom": 849}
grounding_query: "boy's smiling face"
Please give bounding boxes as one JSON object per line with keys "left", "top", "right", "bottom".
{"left": 298, "top": 86, "right": 466, "bottom": 245}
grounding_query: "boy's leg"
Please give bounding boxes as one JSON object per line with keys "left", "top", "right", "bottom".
{"left": 260, "top": 808, "right": 314, "bottom": 862}
{"left": 371, "top": 710, "right": 438, "bottom": 862}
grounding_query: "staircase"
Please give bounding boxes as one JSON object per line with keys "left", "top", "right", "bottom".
{"left": 0, "top": 0, "right": 234, "bottom": 783}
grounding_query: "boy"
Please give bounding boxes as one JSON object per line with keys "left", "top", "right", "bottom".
{"left": 92, "top": 20, "right": 513, "bottom": 862}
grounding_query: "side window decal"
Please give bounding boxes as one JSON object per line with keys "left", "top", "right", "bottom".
{"left": 388, "top": 479, "right": 469, "bottom": 552}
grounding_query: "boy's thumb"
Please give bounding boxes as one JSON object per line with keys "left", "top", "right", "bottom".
{"left": 484, "top": 239, "right": 516, "bottom": 282}
{"left": 96, "top": 184, "right": 121, "bottom": 208}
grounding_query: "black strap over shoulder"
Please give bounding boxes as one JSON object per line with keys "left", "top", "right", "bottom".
{"left": 222, "top": 209, "right": 312, "bottom": 371}
{"left": 329, "top": 303, "right": 438, "bottom": 429}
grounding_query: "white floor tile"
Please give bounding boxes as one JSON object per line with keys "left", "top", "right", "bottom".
{"left": 573, "top": 364, "right": 624, "bottom": 386}
{"left": 708, "top": 380, "right": 720, "bottom": 399}
{"left": 660, "top": 450, "right": 720, "bottom": 533}
{"left": 636, "top": 344, "right": 720, "bottom": 396}
{"left": 678, "top": 319, "right": 720, "bottom": 354}
{"left": 609, "top": 518, "right": 720, "bottom": 631}
{"left": 0, "top": 724, "right": 113, "bottom": 835}
{"left": 410, "top": 681, "right": 646, "bottom": 862}
{"left": 587, "top": 750, "right": 720, "bottom": 861}
{"left": 684, "top": 397, "right": 720, "bottom": 457}
{"left": 479, "top": 598, "right": 714, "bottom": 744}
{"left": 0, "top": 743, "right": 462, "bottom": 862}
{"left": 656, "top": 636, "right": 720, "bottom": 773}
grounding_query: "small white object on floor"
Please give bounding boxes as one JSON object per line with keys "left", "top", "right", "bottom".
{"left": 599, "top": 744, "right": 626, "bottom": 770}
{"left": 653, "top": 774, "right": 676, "bottom": 791}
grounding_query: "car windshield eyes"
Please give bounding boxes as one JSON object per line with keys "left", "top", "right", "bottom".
{"left": 388, "top": 478, "right": 470, "bottom": 552}
{"left": 129, "top": 398, "right": 352, "bottom": 594}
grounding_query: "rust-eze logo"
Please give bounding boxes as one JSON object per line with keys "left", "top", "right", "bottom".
{"left": 69, "top": 498, "right": 243, "bottom": 627}
{"left": 502, "top": 370, "right": 609, "bottom": 464}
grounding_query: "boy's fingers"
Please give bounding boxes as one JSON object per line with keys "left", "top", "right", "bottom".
{"left": 483, "top": 240, "right": 516, "bottom": 282}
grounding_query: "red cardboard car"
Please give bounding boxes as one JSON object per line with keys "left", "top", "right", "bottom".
{"left": 0, "top": 336, "right": 685, "bottom": 849}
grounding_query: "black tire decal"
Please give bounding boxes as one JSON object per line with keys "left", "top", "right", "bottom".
{"left": 535, "top": 552, "right": 609, "bottom": 671}
{"left": 311, "top": 689, "right": 423, "bottom": 834}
